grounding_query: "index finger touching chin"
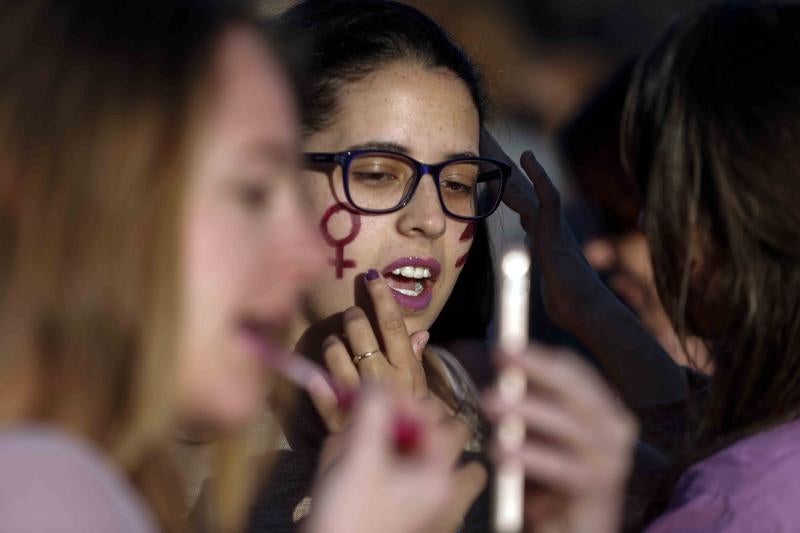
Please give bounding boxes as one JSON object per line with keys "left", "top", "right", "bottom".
{"left": 342, "top": 305, "right": 390, "bottom": 380}
{"left": 362, "top": 270, "right": 416, "bottom": 370}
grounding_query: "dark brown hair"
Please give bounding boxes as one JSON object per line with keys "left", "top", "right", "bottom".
{"left": 623, "top": 0, "right": 800, "bottom": 519}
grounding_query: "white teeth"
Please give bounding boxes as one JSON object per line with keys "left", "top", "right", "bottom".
{"left": 395, "top": 281, "right": 424, "bottom": 297}
{"left": 390, "top": 266, "right": 432, "bottom": 279}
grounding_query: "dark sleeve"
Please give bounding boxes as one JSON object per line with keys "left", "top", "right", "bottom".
{"left": 246, "top": 450, "right": 319, "bottom": 533}
{"left": 457, "top": 451, "right": 492, "bottom": 533}
{"left": 620, "top": 369, "right": 710, "bottom": 533}
{"left": 634, "top": 367, "right": 710, "bottom": 460}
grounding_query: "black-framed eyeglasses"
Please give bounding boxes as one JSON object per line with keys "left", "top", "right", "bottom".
{"left": 304, "top": 150, "right": 511, "bottom": 221}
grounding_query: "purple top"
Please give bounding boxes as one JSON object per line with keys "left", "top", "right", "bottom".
{"left": 646, "top": 418, "right": 800, "bottom": 532}
{"left": 0, "top": 426, "right": 157, "bottom": 533}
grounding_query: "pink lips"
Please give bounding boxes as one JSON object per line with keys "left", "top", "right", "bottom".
{"left": 381, "top": 257, "right": 441, "bottom": 312}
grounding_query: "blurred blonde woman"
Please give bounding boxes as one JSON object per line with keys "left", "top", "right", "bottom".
{"left": 0, "top": 1, "right": 475, "bottom": 532}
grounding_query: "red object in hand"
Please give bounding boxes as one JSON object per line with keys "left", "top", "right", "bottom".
{"left": 392, "top": 413, "right": 421, "bottom": 454}
{"left": 250, "top": 339, "right": 421, "bottom": 454}
{"left": 335, "top": 385, "right": 357, "bottom": 413}
{"left": 335, "top": 387, "right": 420, "bottom": 453}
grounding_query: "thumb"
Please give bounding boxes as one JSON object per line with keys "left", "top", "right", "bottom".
{"left": 410, "top": 330, "right": 430, "bottom": 362}
{"left": 520, "top": 150, "right": 561, "bottom": 214}
{"left": 480, "top": 127, "right": 539, "bottom": 219}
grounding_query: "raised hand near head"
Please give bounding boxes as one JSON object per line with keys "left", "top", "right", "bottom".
{"left": 481, "top": 128, "right": 687, "bottom": 408}
{"left": 481, "top": 128, "right": 609, "bottom": 336}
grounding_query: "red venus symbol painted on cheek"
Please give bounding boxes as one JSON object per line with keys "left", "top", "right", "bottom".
{"left": 455, "top": 222, "right": 475, "bottom": 269}
{"left": 320, "top": 203, "right": 362, "bottom": 279}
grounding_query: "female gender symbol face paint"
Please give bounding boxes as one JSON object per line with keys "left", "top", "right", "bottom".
{"left": 320, "top": 202, "right": 362, "bottom": 278}
{"left": 454, "top": 222, "right": 475, "bottom": 268}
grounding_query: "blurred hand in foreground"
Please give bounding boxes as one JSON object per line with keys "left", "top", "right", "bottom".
{"left": 306, "top": 387, "right": 486, "bottom": 533}
{"left": 484, "top": 344, "right": 637, "bottom": 533}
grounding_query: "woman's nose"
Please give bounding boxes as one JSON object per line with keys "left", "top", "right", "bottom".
{"left": 396, "top": 174, "right": 446, "bottom": 239}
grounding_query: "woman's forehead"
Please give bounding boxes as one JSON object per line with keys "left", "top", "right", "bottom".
{"left": 312, "top": 62, "right": 480, "bottom": 160}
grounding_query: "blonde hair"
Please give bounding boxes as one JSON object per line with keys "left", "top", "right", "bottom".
{"left": 0, "top": 1, "right": 267, "bottom": 531}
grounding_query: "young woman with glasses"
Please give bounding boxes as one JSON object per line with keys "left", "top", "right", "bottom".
{"left": 250, "top": 1, "right": 643, "bottom": 532}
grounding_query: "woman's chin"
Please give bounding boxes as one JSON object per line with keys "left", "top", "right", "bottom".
{"left": 402, "top": 313, "right": 436, "bottom": 337}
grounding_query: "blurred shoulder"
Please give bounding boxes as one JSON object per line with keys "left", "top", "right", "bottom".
{"left": 0, "top": 426, "right": 157, "bottom": 533}
{"left": 692, "top": 418, "right": 800, "bottom": 486}
{"left": 647, "top": 419, "right": 800, "bottom": 532}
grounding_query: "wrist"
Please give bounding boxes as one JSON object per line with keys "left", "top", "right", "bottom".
{"left": 567, "top": 284, "right": 624, "bottom": 337}
{"left": 570, "top": 490, "right": 625, "bottom": 533}
{"left": 543, "top": 267, "right": 616, "bottom": 337}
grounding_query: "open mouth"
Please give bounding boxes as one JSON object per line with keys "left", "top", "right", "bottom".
{"left": 382, "top": 257, "right": 441, "bottom": 311}
{"left": 386, "top": 265, "right": 432, "bottom": 296}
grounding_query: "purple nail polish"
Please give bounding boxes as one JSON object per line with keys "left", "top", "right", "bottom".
{"left": 365, "top": 269, "right": 379, "bottom": 281}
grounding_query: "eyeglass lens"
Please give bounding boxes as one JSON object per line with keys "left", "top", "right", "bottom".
{"left": 339, "top": 153, "right": 503, "bottom": 218}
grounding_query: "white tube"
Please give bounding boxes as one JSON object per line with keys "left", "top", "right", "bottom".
{"left": 492, "top": 245, "right": 530, "bottom": 533}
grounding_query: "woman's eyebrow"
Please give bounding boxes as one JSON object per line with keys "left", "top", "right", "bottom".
{"left": 346, "top": 141, "right": 410, "bottom": 153}
{"left": 446, "top": 150, "right": 479, "bottom": 159}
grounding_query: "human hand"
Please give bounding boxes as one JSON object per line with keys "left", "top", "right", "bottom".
{"left": 308, "top": 270, "right": 429, "bottom": 432}
{"left": 481, "top": 128, "right": 609, "bottom": 335}
{"left": 482, "top": 129, "right": 687, "bottom": 407}
{"left": 483, "top": 344, "right": 637, "bottom": 533}
{"left": 306, "top": 389, "right": 487, "bottom": 533}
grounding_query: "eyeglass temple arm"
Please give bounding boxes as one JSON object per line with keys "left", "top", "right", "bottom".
{"left": 304, "top": 153, "right": 338, "bottom": 164}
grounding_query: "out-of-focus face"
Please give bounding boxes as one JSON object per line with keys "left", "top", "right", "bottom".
{"left": 295, "top": 61, "right": 480, "bottom": 338}
{"left": 177, "top": 28, "right": 324, "bottom": 431}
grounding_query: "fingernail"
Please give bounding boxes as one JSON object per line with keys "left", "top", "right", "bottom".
{"left": 414, "top": 331, "right": 430, "bottom": 357}
{"left": 520, "top": 151, "right": 536, "bottom": 166}
{"left": 365, "top": 269, "right": 380, "bottom": 281}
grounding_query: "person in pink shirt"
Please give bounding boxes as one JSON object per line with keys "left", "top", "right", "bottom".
{"left": 0, "top": 1, "right": 481, "bottom": 532}
{"left": 484, "top": 3, "right": 800, "bottom": 532}
{"left": 622, "top": 2, "right": 800, "bottom": 530}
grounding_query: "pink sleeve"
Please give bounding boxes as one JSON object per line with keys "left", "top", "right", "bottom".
{"left": 645, "top": 488, "right": 732, "bottom": 533}
{"left": 0, "top": 428, "right": 157, "bottom": 533}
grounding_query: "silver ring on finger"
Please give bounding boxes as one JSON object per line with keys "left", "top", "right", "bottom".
{"left": 352, "top": 350, "right": 380, "bottom": 365}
